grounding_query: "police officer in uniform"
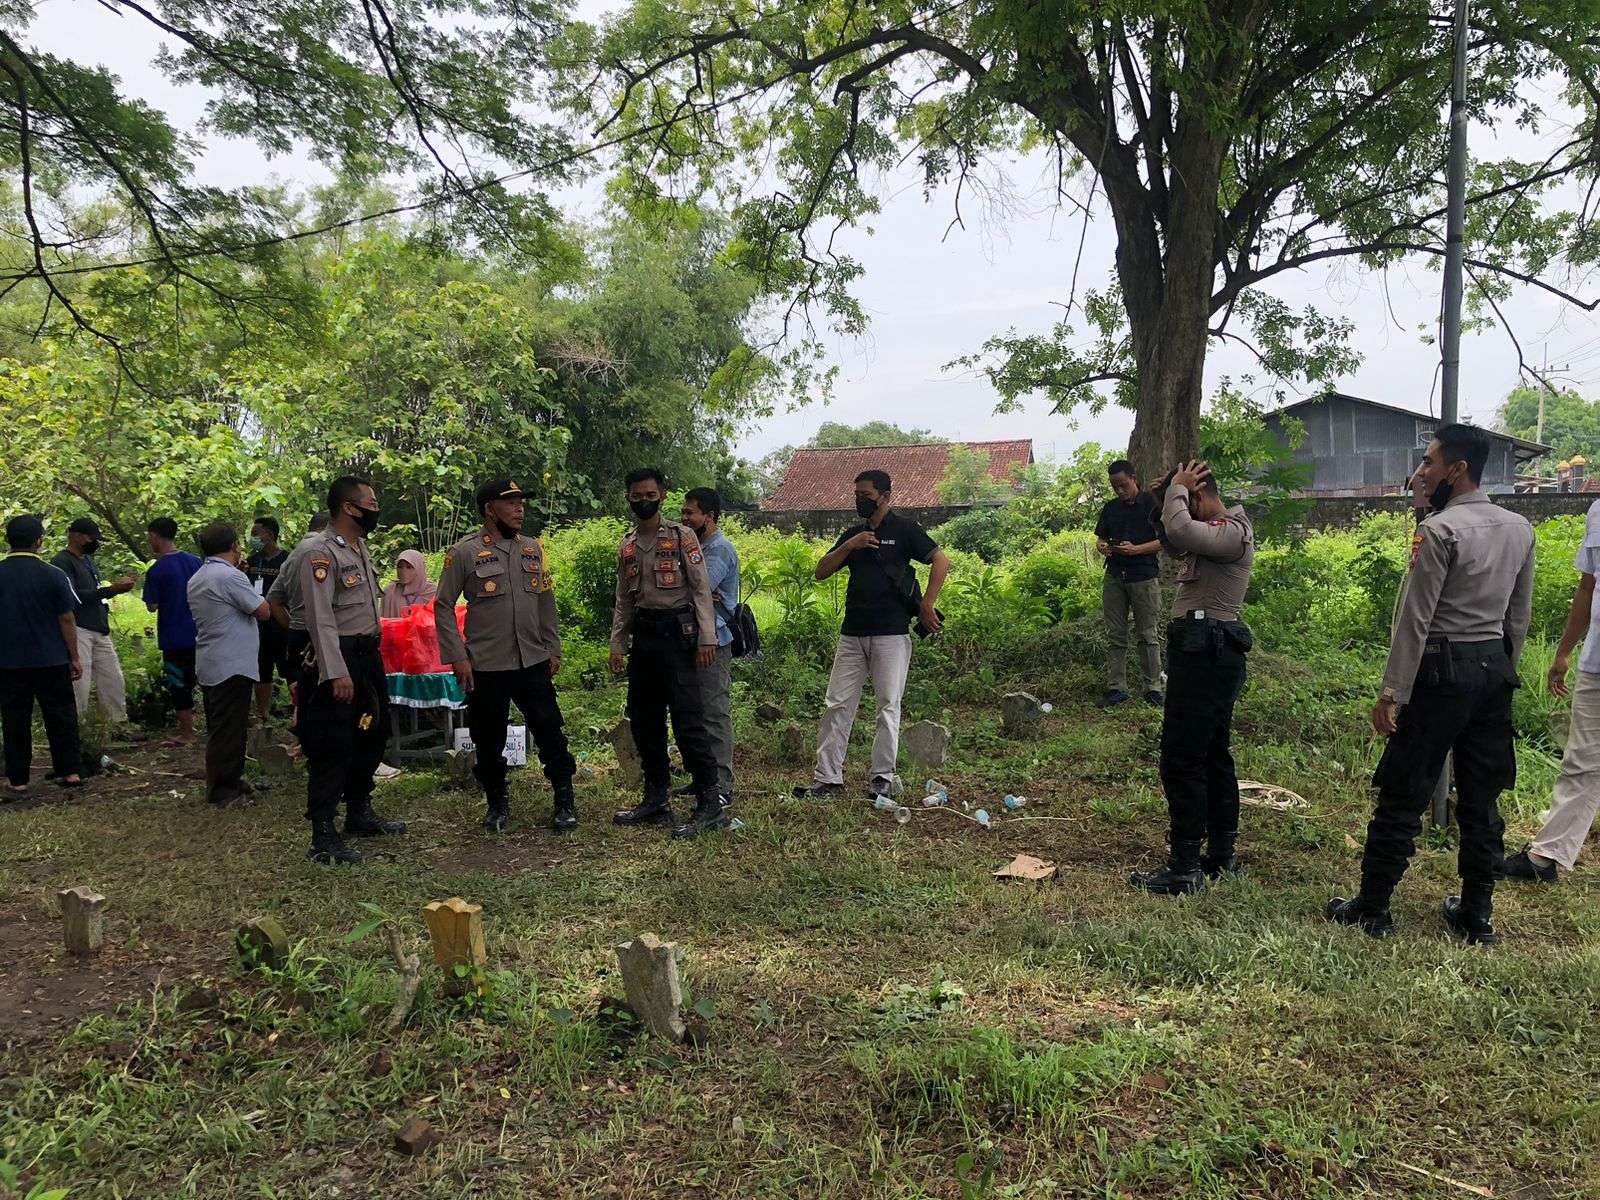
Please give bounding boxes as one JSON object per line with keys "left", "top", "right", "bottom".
{"left": 266, "top": 511, "right": 330, "bottom": 710}
{"left": 298, "top": 477, "right": 406, "bottom": 865}
{"left": 609, "top": 467, "right": 729, "bottom": 839}
{"left": 1129, "top": 460, "right": 1256, "bottom": 895}
{"left": 1329, "top": 424, "right": 1534, "bottom": 945}
{"left": 435, "top": 479, "right": 577, "bottom": 833}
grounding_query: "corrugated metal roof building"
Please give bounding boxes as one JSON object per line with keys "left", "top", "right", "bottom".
{"left": 1263, "top": 392, "right": 1549, "bottom": 496}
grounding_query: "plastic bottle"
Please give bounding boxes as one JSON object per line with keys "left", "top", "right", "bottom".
{"left": 973, "top": 808, "right": 991, "bottom": 828}
{"left": 1003, "top": 794, "right": 1027, "bottom": 811}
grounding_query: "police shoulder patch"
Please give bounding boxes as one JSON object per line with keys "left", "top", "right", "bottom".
{"left": 688, "top": 549, "right": 704, "bottom": 565}
{"left": 311, "top": 557, "right": 330, "bottom": 583}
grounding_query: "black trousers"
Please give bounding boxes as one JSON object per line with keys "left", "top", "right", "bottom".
{"left": 0, "top": 665, "right": 81, "bottom": 785}
{"left": 202, "top": 675, "right": 253, "bottom": 804}
{"left": 468, "top": 664, "right": 576, "bottom": 799}
{"left": 1159, "top": 625, "right": 1248, "bottom": 845}
{"left": 1362, "top": 639, "right": 1515, "bottom": 902}
{"left": 297, "top": 638, "right": 389, "bottom": 823}
{"left": 627, "top": 616, "right": 718, "bottom": 794}
{"left": 284, "top": 629, "right": 310, "bottom": 696}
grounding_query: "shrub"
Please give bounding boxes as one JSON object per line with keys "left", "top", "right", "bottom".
{"left": 1009, "top": 551, "right": 1099, "bottom": 622}
{"left": 543, "top": 516, "right": 628, "bottom": 640}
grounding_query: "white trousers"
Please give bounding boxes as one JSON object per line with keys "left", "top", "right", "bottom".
{"left": 812, "top": 634, "right": 912, "bottom": 787}
{"left": 73, "top": 628, "right": 128, "bottom": 724}
{"left": 1532, "top": 668, "right": 1600, "bottom": 869}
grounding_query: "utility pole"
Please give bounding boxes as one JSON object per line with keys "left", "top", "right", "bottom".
{"left": 1431, "top": 0, "right": 1470, "bottom": 828}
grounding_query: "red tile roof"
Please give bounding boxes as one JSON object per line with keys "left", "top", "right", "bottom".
{"left": 761, "top": 440, "right": 1035, "bottom": 511}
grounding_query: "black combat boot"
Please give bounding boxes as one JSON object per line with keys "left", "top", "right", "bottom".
{"left": 551, "top": 780, "right": 578, "bottom": 833}
{"left": 1442, "top": 885, "right": 1497, "bottom": 946}
{"left": 482, "top": 793, "right": 510, "bottom": 834}
{"left": 613, "top": 785, "right": 674, "bottom": 827}
{"left": 1202, "top": 834, "right": 1241, "bottom": 880}
{"left": 307, "top": 817, "right": 361, "bottom": 865}
{"left": 1129, "top": 839, "right": 1206, "bottom": 895}
{"left": 344, "top": 798, "right": 407, "bottom": 837}
{"left": 672, "top": 790, "right": 732, "bottom": 840}
{"left": 1325, "top": 894, "right": 1395, "bottom": 939}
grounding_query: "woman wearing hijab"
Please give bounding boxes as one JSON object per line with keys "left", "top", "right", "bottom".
{"left": 381, "top": 550, "right": 437, "bottom": 617}
{"left": 374, "top": 550, "right": 437, "bottom": 781}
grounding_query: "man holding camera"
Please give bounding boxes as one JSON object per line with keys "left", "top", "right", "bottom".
{"left": 793, "top": 469, "right": 951, "bottom": 801}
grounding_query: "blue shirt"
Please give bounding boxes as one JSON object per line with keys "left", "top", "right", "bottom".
{"left": 699, "top": 529, "right": 741, "bottom": 648}
{"left": 186, "top": 557, "right": 265, "bottom": 686}
{"left": 0, "top": 553, "right": 77, "bottom": 669}
{"left": 142, "top": 551, "right": 202, "bottom": 650}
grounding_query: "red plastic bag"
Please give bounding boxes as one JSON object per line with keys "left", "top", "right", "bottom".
{"left": 380, "top": 603, "right": 464, "bottom": 675}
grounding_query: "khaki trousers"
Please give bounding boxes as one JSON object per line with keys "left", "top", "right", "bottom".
{"left": 1102, "top": 574, "right": 1162, "bottom": 693}
{"left": 73, "top": 628, "right": 128, "bottom": 724}
{"left": 813, "top": 634, "right": 912, "bottom": 787}
{"left": 1531, "top": 669, "right": 1600, "bottom": 869}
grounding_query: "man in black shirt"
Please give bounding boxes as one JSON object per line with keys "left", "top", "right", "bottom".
{"left": 245, "top": 516, "right": 290, "bottom": 723}
{"left": 51, "top": 517, "right": 137, "bottom": 726}
{"left": 1, "top": 515, "right": 84, "bottom": 791}
{"left": 1093, "top": 459, "right": 1163, "bottom": 706}
{"left": 793, "top": 469, "right": 951, "bottom": 799}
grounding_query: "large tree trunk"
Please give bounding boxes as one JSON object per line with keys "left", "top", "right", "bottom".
{"left": 1123, "top": 117, "right": 1226, "bottom": 481}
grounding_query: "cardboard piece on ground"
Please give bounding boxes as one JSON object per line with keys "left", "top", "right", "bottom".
{"left": 992, "top": 854, "right": 1058, "bottom": 883}
{"left": 1238, "top": 779, "right": 1307, "bottom": 810}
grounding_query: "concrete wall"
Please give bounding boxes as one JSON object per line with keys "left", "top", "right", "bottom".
{"left": 1275, "top": 493, "right": 1596, "bottom": 531}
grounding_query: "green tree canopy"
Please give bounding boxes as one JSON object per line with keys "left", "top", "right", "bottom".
{"left": 564, "top": 0, "right": 1600, "bottom": 477}
{"left": 1497, "top": 384, "right": 1600, "bottom": 463}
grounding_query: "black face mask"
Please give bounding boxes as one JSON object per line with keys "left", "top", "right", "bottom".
{"left": 82, "top": 539, "right": 100, "bottom": 556}
{"left": 1429, "top": 469, "right": 1457, "bottom": 513}
{"left": 348, "top": 504, "right": 381, "bottom": 535}
{"left": 855, "top": 496, "right": 878, "bottom": 520}
{"left": 494, "top": 518, "right": 520, "bottom": 539}
{"left": 630, "top": 498, "right": 661, "bottom": 520}
{"left": 684, "top": 518, "right": 705, "bottom": 538}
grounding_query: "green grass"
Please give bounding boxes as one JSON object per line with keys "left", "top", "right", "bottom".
{"left": 3, "top": 644, "right": 1599, "bottom": 1200}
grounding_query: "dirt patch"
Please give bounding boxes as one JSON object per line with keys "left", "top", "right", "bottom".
{"left": 430, "top": 842, "right": 572, "bottom": 878}
{"left": 0, "top": 903, "right": 227, "bottom": 1062}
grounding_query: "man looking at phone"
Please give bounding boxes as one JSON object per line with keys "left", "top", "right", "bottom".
{"left": 1094, "top": 459, "right": 1163, "bottom": 707}
{"left": 793, "top": 469, "right": 951, "bottom": 801}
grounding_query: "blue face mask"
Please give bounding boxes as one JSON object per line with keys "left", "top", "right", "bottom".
{"left": 249, "top": 536, "right": 263, "bottom": 552}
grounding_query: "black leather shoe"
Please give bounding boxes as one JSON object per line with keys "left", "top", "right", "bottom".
{"left": 344, "top": 802, "right": 407, "bottom": 837}
{"left": 552, "top": 782, "right": 578, "bottom": 833}
{"left": 1099, "top": 689, "right": 1132, "bottom": 708}
{"left": 1325, "top": 895, "right": 1394, "bottom": 939}
{"left": 1498, "top": 848, "right": 1558, "bottom": 884}
{"left": 1442, "top": 895, "right": 1498, "bottom": 946}
{"left": 1143, "top": 690, "right": 1165, "bottom": 706}
{"left": 482, "top": 797, "right": 510, "bottom": 834}
{"left": 613, "top": 793, "right": 674, "bottom": 826}
{"left": 672, "top": 794, "right": 732, "bottom": 840}
{"left": 307, "top": 818, "right": 361, "bottom": 865}
{"left": 791, "top": 782, "right": 844, "bottom": 799}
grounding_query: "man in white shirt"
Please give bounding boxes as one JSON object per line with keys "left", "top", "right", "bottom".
{"left": 1503, "top": 497, "right": 1600, "bottom": 883}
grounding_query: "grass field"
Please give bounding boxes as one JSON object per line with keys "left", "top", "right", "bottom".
{"left": 2, "top": 640, "right": 1598, "bottom": 1200}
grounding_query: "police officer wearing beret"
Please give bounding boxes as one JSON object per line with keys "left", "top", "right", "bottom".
{"left": 609, "top": 467, "right": 729, "bottom": 839}
{"left": 298, "top": 476, "right": 407, "bottom": 865}
{"left": 435, "top": 479, "right": 577, "bottom": 833}
{"left": 1329, "top": 424, "right": 1534, "bottom": 945}
{"left": 1129, "top": 459, "right": 1256, "bottom": 896}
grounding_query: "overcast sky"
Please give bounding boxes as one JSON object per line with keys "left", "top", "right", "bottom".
{"left": 26, "top": 1, "right": 1600, "bottom": 465}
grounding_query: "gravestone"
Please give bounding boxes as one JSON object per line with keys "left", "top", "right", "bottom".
{"left": 610, "top": 718, "right": 643, "bottom": 788}
{"left": 778, "top": 723, "right": 808, "bottom": 767}
{"left": 58, "top": 886, "right": 105, "bottom": 956}
{"left": 236, "top": 915, "right": 290, "bottom": 971}
{"left": 615, "top": 932, "right": 686, "bottom": 1042}
{"left": 246, "top": 726, "right": 269, "bottom": 760}
{"left": 422, "top": 897, "right": 487, "bottom": 996}
{"left": 755, "top": 701, "right": 783, "bottom": 724}
{"left": 258, "top": 743, "right": 297, "bottom": 775}
{"left": 901, "top": 721, "right": 950, "bottom": 770}
{"left": 1000, "top": 692, "right": 1044, "bottom": 739}
{"left": 446, "top": 748, "right": 477, "bottom": 789}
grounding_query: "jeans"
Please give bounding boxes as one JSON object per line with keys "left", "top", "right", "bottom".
{"left": 702, "top": 644, "right": 735, "bottom": 799}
